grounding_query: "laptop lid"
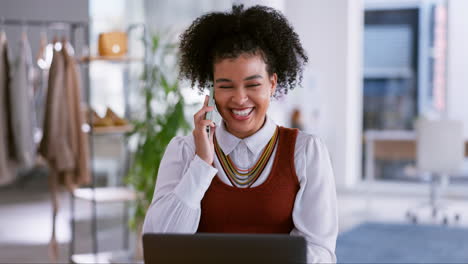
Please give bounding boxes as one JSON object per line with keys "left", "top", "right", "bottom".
{"left": 143, "top": 233, "right": 307, "bottom": 264}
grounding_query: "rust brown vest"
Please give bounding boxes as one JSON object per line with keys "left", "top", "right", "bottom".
{"left": 197, "top": 126, "right": 300, "bottom": 233}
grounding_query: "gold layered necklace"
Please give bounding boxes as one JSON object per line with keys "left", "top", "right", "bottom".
{"left": 214, "top": 126, "right": 279, "bottom": 188}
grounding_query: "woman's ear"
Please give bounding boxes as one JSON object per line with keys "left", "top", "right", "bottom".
{"left": 270, "top": 73, "right": 278, "bottom": 96}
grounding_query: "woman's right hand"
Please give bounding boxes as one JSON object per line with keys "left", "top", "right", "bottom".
{"left": 193, "top": 95, "right": 216, "bottom": 165}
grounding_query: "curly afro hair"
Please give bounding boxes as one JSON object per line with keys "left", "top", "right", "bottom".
{"left": 178, "top": 4, "right": 308, "bottom": 98}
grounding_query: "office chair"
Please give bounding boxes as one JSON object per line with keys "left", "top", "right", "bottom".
{"left": 406, "top": 118, "right": 465, "bottom": 225}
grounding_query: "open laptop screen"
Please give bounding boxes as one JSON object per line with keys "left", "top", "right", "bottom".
{"left": 143, "top": 233, "right": 307, "bottom": 264}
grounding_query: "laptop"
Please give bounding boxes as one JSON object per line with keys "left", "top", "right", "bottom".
{"left": 143, "top": 233, "right": 307, "bottom": 264}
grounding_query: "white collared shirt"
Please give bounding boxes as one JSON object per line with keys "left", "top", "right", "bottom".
{"left": 143, "top": 116, "right": 338, "bottom": 263}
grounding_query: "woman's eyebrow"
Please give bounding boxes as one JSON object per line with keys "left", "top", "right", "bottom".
{"left": 215, "top": 78, "right": 232, "bottom": 83}
{"left": 244, "top": 74, "right": 262, "bottom": 81}
{"left": 215, "top": 75, "right": 262, "bottom": 83}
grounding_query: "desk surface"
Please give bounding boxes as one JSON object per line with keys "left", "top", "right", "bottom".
{"left": 364, "top": 130, "right": 468, "bottom": 159}
{"left": 364, "top": 130, "right": 468, "bottom": 181}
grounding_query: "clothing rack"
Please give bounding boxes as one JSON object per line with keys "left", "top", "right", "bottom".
{"left": 2, "top": 18, "right": 137, "bottom": 263}
{"left": 1, "top": 19, "right": 89, "bottom": 48}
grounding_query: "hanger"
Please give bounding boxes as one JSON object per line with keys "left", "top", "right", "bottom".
{"left": 52, "top": 35, "right": 62, "bottom": 51}
{"left": 20, "top": 20, "right": 28, "bottom": 42}
{"left": 37, "top": 24, "right": 48, "bottom": 54}
{"left": 61, "top": 35, "right": 68, "bottom": 53}
{"left": 49, "top": 23, "right": 69, "bottom": 52}
{"left": 48, "top": 22, "right": 68, "bottom": 38}
{"left": 37, "top": 23, "right": 54, "bottom": 69}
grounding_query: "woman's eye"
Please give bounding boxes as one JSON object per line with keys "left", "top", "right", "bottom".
{"left": 246, "top": 84, "right": 261, "bottom": 87}
{"left": 219, "top": 86, "right": 233, "bottom": 89}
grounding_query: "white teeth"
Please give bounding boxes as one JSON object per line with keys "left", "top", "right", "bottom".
{"left": 232, "top": 108, "right": 253, "bottom": 116}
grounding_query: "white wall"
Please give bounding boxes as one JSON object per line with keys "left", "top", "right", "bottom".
{"left": 285, "top": 0, "right": 364, "bottom": 188}
{"left": 233, "top": 0, "right": 285, "bottom": 11}
{"left": 345, "top": 0, "right": 364, "bottom": 188}
{"left": 447, "top": 0, "right": 468, "bottom": 137}
{"left": 144, "top": 0, "right": 231, "bottom": 33}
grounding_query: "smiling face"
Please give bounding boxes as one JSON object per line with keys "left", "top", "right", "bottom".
{"left": 213, "top": 53, "right": 277, "bottom": 139}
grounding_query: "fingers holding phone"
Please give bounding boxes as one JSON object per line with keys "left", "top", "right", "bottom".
{"left": 193, "top": 94, "right": 216, "bottom": 165}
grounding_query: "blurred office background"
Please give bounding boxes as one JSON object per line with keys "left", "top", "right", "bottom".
{"left": 1, "top": 0, "right": 468, "bottom": 263}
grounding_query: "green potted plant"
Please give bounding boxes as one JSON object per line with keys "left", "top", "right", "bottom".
{"left": 125, "top": 32, "right": 191, "bottom": 254}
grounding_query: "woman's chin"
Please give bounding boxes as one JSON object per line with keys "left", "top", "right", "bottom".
{"left": 225, "top": 120, "right": 261, "bottom": 139}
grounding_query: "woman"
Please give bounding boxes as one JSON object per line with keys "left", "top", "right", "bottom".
{"left": 143, "top": 5, "right": 338, "bottom": 263}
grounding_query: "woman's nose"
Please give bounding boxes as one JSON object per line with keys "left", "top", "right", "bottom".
{"left": 231, "top": 88, "right": 248, "bottom": 105}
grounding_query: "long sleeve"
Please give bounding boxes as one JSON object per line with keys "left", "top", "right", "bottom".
{"left": 143, "top": 135, "right": 218, "bottom": 233}
{"left": 290, "top": 133, "right": 339, "bottom": 263}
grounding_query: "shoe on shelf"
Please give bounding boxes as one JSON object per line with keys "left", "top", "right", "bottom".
{"left": 104, "top": 107, "right": 128, "bottom": 126}
{"left": 91, "top": 109, "right": 113, "bottom": 127}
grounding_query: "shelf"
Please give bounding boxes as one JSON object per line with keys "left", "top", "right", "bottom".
{"left": 71, "top": 250, "right": 141, "bottom": 264}
{"left": 73, "top": 187, "right": 137, "bottom": 203}
{"left": 92, "top": 124, "right": 134, "bottom": 135}
{"left": 77, "top": 56, "right": 143, "bottom": 63}
{"left": 69, "top": 23, "right": 144, "bottom": 262}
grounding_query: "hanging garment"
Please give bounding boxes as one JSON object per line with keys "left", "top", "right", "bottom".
{"left": 63, "top": 41, "right": 90, "bottom": 186}
{"left": 39, "top": 40, "right": 91, "bottom": 262}
{"left": 0, "top": 31, "right": 16, "bottom": 185}
{"left": 9, "top": 32, "right": 37, "bottom": 169}
{"left": 39, "top": 40, "right": 91, "bottom": 188}
{"left": 39, "top": 42, "right": 75, "bottom": 262}
{"left": 39, "top": 43, "right": 75, "bottom": 180}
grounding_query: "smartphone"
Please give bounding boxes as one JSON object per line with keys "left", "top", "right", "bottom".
{"left": 205, "top": 86, "right": 215, "bottom": 138}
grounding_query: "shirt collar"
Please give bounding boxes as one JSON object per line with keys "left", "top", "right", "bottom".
{"left": 215, "top": 115, "right": 277, "bottom": 156}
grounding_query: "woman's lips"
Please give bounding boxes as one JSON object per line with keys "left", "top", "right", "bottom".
{"left": 230, "top": 107, "right": 254, "bottom": 120}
